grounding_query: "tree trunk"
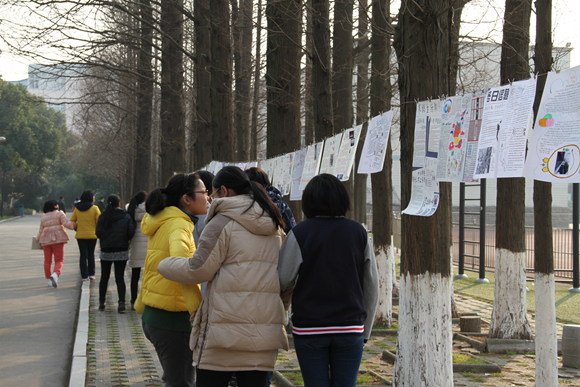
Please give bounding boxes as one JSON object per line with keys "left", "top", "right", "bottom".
{"left": 370, "top": 0, "right": 393, "bottom": 328}
{"left": 133, "top": 0, "right": 153, "bottom": 192}
{"left": 533, "top": 0, "right": 557, "bottom": 384}
{"left": 354, "top": 0, "right": 369, "bottom": 226}
{"left": 210, "top": 0, "right": 234, "bottom": 161}
{"left": 233, "top": 0, "right": 252, "bottom": 161}
{"left": 304, "top": 0, "right": 314, "bottom": 146}
{"left": 490, "top": 0, "right": 533, "bottom": 340}
{"left": 160, "top": 0, "right": 186, "bottom": 183}
{"left": 193, "top": 0, "right": 212, "bottom": 169}
{"left": 312, "top": 0, "right": 333, "bottom": 141}
{"left": 250, "top": 0, "right": 263, "bottom": 160}
{"left": 393, "top": 0, "right": 455, "bottom": 384}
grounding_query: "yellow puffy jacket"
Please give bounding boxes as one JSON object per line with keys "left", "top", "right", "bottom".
{"left": 134, "top": 206, "right": 201, "bottom": 314}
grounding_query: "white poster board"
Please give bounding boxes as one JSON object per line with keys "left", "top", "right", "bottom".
{"left": 319, "top": 133, "right": 343, "bottom": 175}
{"left": 524, "top": 65, "right": 580, "bottom": 182}
{"left": 299, "top": 141, "right": 324, "bottom": 190}
{"left": 290, "top": 149, "right": 307, "bottom": 201}
{"left": 435, "top": 96, "right": 470, "bottom": 182}
{"left": 357, "top": 110, "right": 394, "bottom": 174}
{"left": 334, "top": 124, "right": 362, "bottom": 181}
{"left": 462, "top": 91, "right": 486, "bottom": 182}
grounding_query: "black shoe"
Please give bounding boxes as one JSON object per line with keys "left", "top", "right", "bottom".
{"left": 118, "top": 301, "right": 125, "bottom": 314}
{"left": 130, "top": 302, "right": 135, "bottom": 311}
{"left": 98, "top": 301, "right": 105, "bottom": 311}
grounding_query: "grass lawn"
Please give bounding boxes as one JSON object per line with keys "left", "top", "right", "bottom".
{"left": 452, "top": 268, "right": 580, "bottom": 324}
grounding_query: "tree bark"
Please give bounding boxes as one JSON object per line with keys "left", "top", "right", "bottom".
{"left": 304, "top": 0, "right": 314, "bottom": 146}
{"left": 533, "top": 0, "right": 557, "bottom": 384}
{"left": 393, "top": 0, "right": 455, "bottom": 384}
{"left": 160, "top": 0, "right": 186, "bottom": 183}
{"left": 312, "top": 0, "right": 333, "bottom": 141}
{"left": 490, "top": 0, "right": 533, "bottom": 340}
{"left": 233, "top": 0, "right": 252, "bottom": 161}
{"left": 193, "top": 0, "right": 212, "bottom": 169}
{"left": 250, "top": 0, "right": 263, "bottom": 160}
{"left": 133, "top": 0, "right": 153, "bottom": 192}
{"left": 210, "top": 0, "right": 234, "bottom": 161}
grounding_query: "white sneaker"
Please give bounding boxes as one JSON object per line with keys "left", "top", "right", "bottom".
{"left": 47, "top": 279, "right": 52, "bottom": 287}
{"left": 50, "top": 272, "right": 58, "bottom": 288}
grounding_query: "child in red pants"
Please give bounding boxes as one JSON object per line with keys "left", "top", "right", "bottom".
{"left": 37, "top": 200, "right": 77, "bottom": 288}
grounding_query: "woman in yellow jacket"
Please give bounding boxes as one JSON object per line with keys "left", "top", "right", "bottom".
{"left": 70, "top": 190, "right": 101, "bottom": 281}
{"left": 134, "top": 173, "right": 208, "bottom": 387}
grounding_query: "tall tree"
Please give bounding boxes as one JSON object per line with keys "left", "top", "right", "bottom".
{"left": 210, "top": 0, "right": 234, "bottom": 161}
{"left": 303, "top": 0, "right": 315, "bottom": 146}
{"left": 133, "top": 0, "right": 153, "bottom": 192}
{"left": 312, "top": 0, "right": 333, "bottom": 140}
{"left": 370, "top": 0, "right": 394, "bottom": 327}
{"left": 160, "top": 0, "right": 186, "bottom": 182}
{"left": 533, "top": 0, "right": 557, "bottom": 384}
{"left": 489, "top": 0, "right": 533, "bottom": 340}
{"left": 193, "top": 0, "right": 212, "bottom": 169}
{"left": 332, "top": 0, "right": 353, "bottom": 132}
{"left": 393, "top": 0, "right": 455, "bottom": 384}
{"left": 250, "top": 0, "right": 263, "bottom": 160}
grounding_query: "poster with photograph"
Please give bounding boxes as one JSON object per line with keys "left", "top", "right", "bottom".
{"left": 357, "top": 110, "right": 394, "bottom": 174}
{"left": 462, "top": 91, "right": 486, "bottom": 182}
{"left": 299, "top": 141, "right": 324, "bottom": 189}
{"left": 290, "top": 149, "right": 307, "bottom": 201}
{"left": 334, "top": 124, "right": 362, "bottom": 181}
{"left": 524, "top": 65, "right": 580, "bottom": 182}
{"left": 402, "top": 100, "right": 442, "bottom": 217}
{"left": 319, "top": 132, "right": 343, "bottom": 175}
{"left": 436, "top": 96, "right": 470, "bottom": 182}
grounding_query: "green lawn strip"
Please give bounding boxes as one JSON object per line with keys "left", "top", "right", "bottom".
{"left": 453, "top": 353, "right": 486, "bottom": 364}
{"left": 452, "top": 268, "right": 580, "bottom": 325}
{"left": 279, "top": 371, "right": 385, "bottom": 386}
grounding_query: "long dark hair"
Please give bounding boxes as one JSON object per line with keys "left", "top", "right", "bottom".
{"left": 98, "top": 194, "right": 121, "bottom": 229}
{"left": 127, "top": 191, "right": 147, "bottom": 224}
{"left": 80, "top": 190, "right": 94, "bottom": 202}
{"left": 146, "top": 173, "right": 201, "bottom": 216}
{"left": 244, "top": 167, "right": 271, "bottom": 186}
{"left": 213, "top": 166, "right": 284, "bottom": 230}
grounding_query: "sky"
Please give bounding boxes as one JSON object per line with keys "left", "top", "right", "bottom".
{"left": 0, "top": 0, "right": 578, "bottom": 82}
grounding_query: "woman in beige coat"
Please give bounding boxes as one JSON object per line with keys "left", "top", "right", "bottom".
{"left": 158, "top": 166, "right": 288, "bottom": 387}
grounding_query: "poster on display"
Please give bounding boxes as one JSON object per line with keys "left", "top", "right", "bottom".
{"left": 524, "top": 65, "right": 580, "bottom": 182}
{"left": 402, "top": 100, "right": 442, "bottom": 217}
{"left": 319, "top": 132, "right": 343, "bottom": 175}
{"left": 299, "top": 141, "right": 324, "bottom": 189}
{"left": 290, "top": 149, "right": 307, "bottom": 201}
{"left": 283, "top": 152, "right": 295, "bottom": 196}
{"left": 357, "top": 110, "right": 394, "bottom": 174}
{"left": 462, "top": 91, "right": 486, "bottom": 182}
{"left": 334, "top": 124, "right": 363, "bottom": 181}
{"left": 435, "top": 96, "right": 470, "bottom": 182}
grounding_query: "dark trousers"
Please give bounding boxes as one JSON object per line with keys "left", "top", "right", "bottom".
{"left": 130, "top": 267, "right": 141, "bottom": 304}
{"left": 293, "top": 333, "right": 364, "bottom": 387}
{"left": 142, "top": 321, "right": 195, "bottom": 387}
{"left": 99, "top": 260, "right": 127, "bottom": 303}
{"left": 77, "top": 239, "right": 97, "bottom": 279}
{"left": 196, "top": 369, "right": 268, "bottom": 387}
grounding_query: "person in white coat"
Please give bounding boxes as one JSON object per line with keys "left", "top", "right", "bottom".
{"left": 127, "top": 191, "right": 148, "bottom": 310}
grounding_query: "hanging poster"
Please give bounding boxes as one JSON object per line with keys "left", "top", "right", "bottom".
{"left": 435, "top": 96, "right": 470, "bottom": 182}
{"left": 357, "top": 110, "right": 394, "bottom": 174}
{"left": 462, "top": 91, "right": 486, "bottom": 182}
{"left": 402, "top": 100, "right": 442, "bottom": 217}
{"left": 261, "top": 159, "right": 274, "bottom": 182}
{"left": 282, "top": 152, "right": 295, "bottom": 196}
{"left": 290, "top": 149, "right": 307, "bottom": 201}
{"left": 299, "top": 141, "right": 324, "bottom": 189}
{"left": 319, "top": 132, "right": 343, "bottom": 175}
{"left": 524, "top": 65, "right": 580, "bottom": 182}
{"left": 271, "top": 156, "right": 285, "bottom": 192}
{"left": 334, "top": 124, "right": 363, "bottom": 181}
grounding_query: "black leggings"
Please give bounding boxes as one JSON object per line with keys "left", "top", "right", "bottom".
{"left": 130, "top": 267, "right": 141, "bottom": 304}
{"left": 99, "top": 260, "right": 127, "bottom": 303}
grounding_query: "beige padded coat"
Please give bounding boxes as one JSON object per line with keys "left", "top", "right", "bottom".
{"left": 157, "top": 194, "right": 288, "bottom": 372}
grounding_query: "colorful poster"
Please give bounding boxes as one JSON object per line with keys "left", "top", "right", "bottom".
{"left": 357, "top": 110, "right": 394, "bottom": 174}
{"left": 319, "top": 133, "right": 343, "bottom": 175}
{"left": 524, "top": 65, "right": 580, "bottom": 182}
{"left": 435, "top": 96, "right": 470, "bottom": 182}
{"left": 402, "top": 100, "right": 442, "bottom": 217}
{"left": 462, "top": 91, "right": 486, "bottom": 182}
{"left": 290, "top": 149, "right": 307, "bottom": 201}
{"left": 299, "top": 141, "right": 324, "bottom": 190}
{"left": 334, "top": 124, "right": 362, "bottom": 181}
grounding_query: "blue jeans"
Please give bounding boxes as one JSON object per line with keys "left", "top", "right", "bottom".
{"left": 77, "top": 239, "right": 97, "bottom": 279}
{"left": 293, "top": 333, "right": 364, "bottom": 387}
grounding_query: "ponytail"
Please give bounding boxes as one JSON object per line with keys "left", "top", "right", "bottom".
{"left": 213, "top": 166, "right": 285, "bottom": 230}
{"left": 98, "top": 194, "right": 121, "bottom": 229}
{"left": 146, "top": 173, "right": 201, "bottom": 216}
{"left": 128, "top": 191, "right": 147, "bottom": 224}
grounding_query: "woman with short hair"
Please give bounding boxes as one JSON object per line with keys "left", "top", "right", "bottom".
{"left": 70, "top": 190, "right": 101, "bottom": 281}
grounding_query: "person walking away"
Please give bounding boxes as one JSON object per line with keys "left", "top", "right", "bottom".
{"left": 157, "top": 166, "right": 288, "bottom": 387}
{"left": 37, "top": 199, "right": 77, "bottom": 288}
{"left": 245, "top": 167, "right": 296, "bottom": 234}
{"left": 96, "top": 196, "right": 106, "bottom": 213}
{"left": 96, "top": 194, "right": 135, "bottom": 313}
{"left": 127, "top": 191, "right": 148, "bottom": 310}
{"left": 57, "top": 196, "right": 66, "bottom": 214}
{"left": 278, "top": 174, "right": 379, "bottom": 387}
{"left": 70, "top": 190, "right": 101, "bottom": 281}
{"left": 134, "top": 173, "right": 208, "bottom": 387}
